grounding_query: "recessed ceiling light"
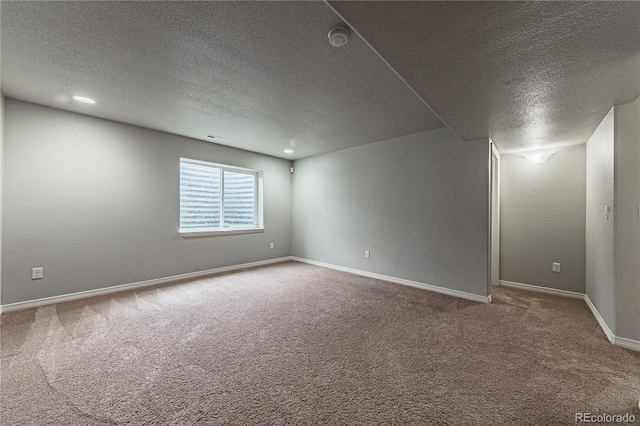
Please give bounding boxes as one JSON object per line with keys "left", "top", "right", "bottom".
{"left": 72, "top": 96, "right": 96, "bottom": 104}
{"left": 284, "top": 149, "right": 294, "bottom": 154}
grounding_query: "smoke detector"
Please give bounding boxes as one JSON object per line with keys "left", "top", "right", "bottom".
{"left": 328, "top": 26, "right": 349, "bottom": 48}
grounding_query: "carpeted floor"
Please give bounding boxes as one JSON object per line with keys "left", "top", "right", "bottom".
{"left": 1, "top": 261, "right": 639, "bottom": 425}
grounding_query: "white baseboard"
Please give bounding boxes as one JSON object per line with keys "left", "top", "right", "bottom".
{"left": 613, "top": 335, "right": 640, "bottom": 352}
{"left": 0, "top": 257, "right": 293, "bottom": 314}
{"left": 583, "top": 296, "right": 640, "bottom": 352}
{"left": 291, "top": 257, "right": 491, "bottom": 304}
{"left": 499, "top": 280, "right": 585, "bottom": 299}
{"left": 584, "top": 294, "right": 616, "bottom": 344}
{"left": 3, "top": 257, "right": 637, "bottom": 352}
{"left": 499, "top": 280, "right": 640, "bottom": 352}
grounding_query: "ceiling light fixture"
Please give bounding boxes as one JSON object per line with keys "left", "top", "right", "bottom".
{"left": 206, "top": 135, "right": 227, "bottom": 141}
{"left": 525, "top": 154, "right": 545, "bottom": 163}
{"left": 328, "top": 26, "right": 350, "bottom": 48}
{"left": 522, "top": 151, "right": 555, "bottom": 164}
{"left": 72, "top": 95, "right": 96, "bottom": 104}
{"left": 284, "top": 149, "right": 294, "bottom": 154}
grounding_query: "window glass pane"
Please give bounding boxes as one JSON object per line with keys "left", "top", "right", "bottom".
{"left": 180, "top": 162, "right": 221, "bottom": 229}
{"left": 223, "top": 170, "right": 256, "bottom": 228}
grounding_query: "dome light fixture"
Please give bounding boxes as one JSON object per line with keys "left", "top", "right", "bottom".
{"left": 520, "top": 150, "right": 556, "bottom": 164}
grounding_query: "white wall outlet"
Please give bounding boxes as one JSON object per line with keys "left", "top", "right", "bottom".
{"left": 364, "top": 250, "right": 370, "bottom": 259}
{"left": 32, "top": 267, "right": 43, "bottom": 280}
{"left": 269, "top": 242, "right": 275, "bottom": 250}
{"left": 552, "top": 262, "right": 561, "bottom": 273}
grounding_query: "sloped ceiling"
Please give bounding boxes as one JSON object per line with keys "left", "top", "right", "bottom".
{"left": 0, "top": 1, "right": 443, "bottom": 159}
{"left": 2, "top": 1, "right": 639, "bottom": 157}
{"left": 330, "top": 1, "right": 640, "bottom": 153}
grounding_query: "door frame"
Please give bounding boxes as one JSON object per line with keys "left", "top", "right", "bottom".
{"left": 489, "top": 141, "right": 501, "bottom": 298}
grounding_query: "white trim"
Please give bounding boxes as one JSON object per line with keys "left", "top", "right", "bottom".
{"left": 2, "top": 257, "right": 637, "bottom": 352}
{"left": 179, "top": 157, "right": 261, "bottom": 175}
{"left": 291, "top": 257, "right": 491, "bottom": 304}
{"left": 499, "top": 281, "right": 640, "bottom": 352}
{"left": 179, "top": 157, "right": 264, "bottom": 232}
{"left": 491, "top": 142, "right": 501, "bottom": 159}
{"left": 613, "top": 336, "right": 640, "bottom": 352}
{"left": 584, "top": 294, "right": 616, "bottom": 344}
{"left": 0, "top": 257, "right": 292, "bottom": 314}
{"left": 179, "top": 227, "right": 264, "bottom": 238}
{"left": 499, "top": 280, "right": 585, "bottom": 299}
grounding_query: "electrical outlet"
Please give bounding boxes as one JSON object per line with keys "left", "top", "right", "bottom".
{"left": 552, "top": 262, "right": 561, "bottom": 273}
{"left": 365, "top": 250, "right": 370, "bottom": 259}
{"left": 269, "top": 242, "right": 274, "bottom": 250}
{"left": 32, "top": 267, "right": 43, "bottom": 280}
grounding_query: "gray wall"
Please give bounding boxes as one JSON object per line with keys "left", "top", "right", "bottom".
{"left": 586, "top": 108, "right": 616, "bottom": 334}
{"left": 2, "top": 99, "right": 292, "bottom": 305}
{"left": 0, "top": 95, "right": 4, "bottom": 302}
{"left": 291, "top": 127, "right": 490, "bottom": 297}
{"left": 614, "top": 97, "right": 640, "bottom": 341}
{"left": 500, "top": 145, "right": 586, "bottom": 293}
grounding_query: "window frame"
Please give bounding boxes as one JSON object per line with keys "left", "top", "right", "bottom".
{"left": 179, "top": 157, "right": 264, "bottom": 237}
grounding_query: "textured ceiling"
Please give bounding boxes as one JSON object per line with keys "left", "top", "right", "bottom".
{"left": 330, "top": 1, "right": 640, "bottom": 153}
{"left": 0, "top": 1, "right": 443, "bottom": 159}
{"left": 2, "top": 2, "right": 638, "bottom": 158}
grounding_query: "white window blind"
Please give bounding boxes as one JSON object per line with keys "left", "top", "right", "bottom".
{"left": 222, "top": 170, "right": 256, "bottom": 228}
{"left": 180, "top": 159, "right": 260, "bottom": 233}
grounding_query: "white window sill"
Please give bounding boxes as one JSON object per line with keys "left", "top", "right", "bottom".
{"left": 179, "top": 228, "right": 265, "bottom": 238}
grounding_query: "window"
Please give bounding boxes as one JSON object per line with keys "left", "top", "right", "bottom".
{"left": 179, "top": 158, "right": 263, "bottom": 236}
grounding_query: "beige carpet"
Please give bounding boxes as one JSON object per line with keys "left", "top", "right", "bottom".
{"left": 1, "top": 261, "right": 639, "bottom": 425}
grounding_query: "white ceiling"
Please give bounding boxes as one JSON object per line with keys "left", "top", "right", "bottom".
{"left": 2, "top": 1, "right": 639, "bottom": 158}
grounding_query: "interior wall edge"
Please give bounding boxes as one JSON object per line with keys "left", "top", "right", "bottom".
{"left": 0, "top": 94, "right": 4, "bottom": 306}
{"left": 584, "top": 107, "right": 616, "bottom": 333}
{"left": 612, "top": 96, "right": 640, "bottom": 342}
{"left": 584, "top": 293, "right": 616, "bottom": 344}
{"left": 500, "top": 279, "right": 639, "bottom": 352}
